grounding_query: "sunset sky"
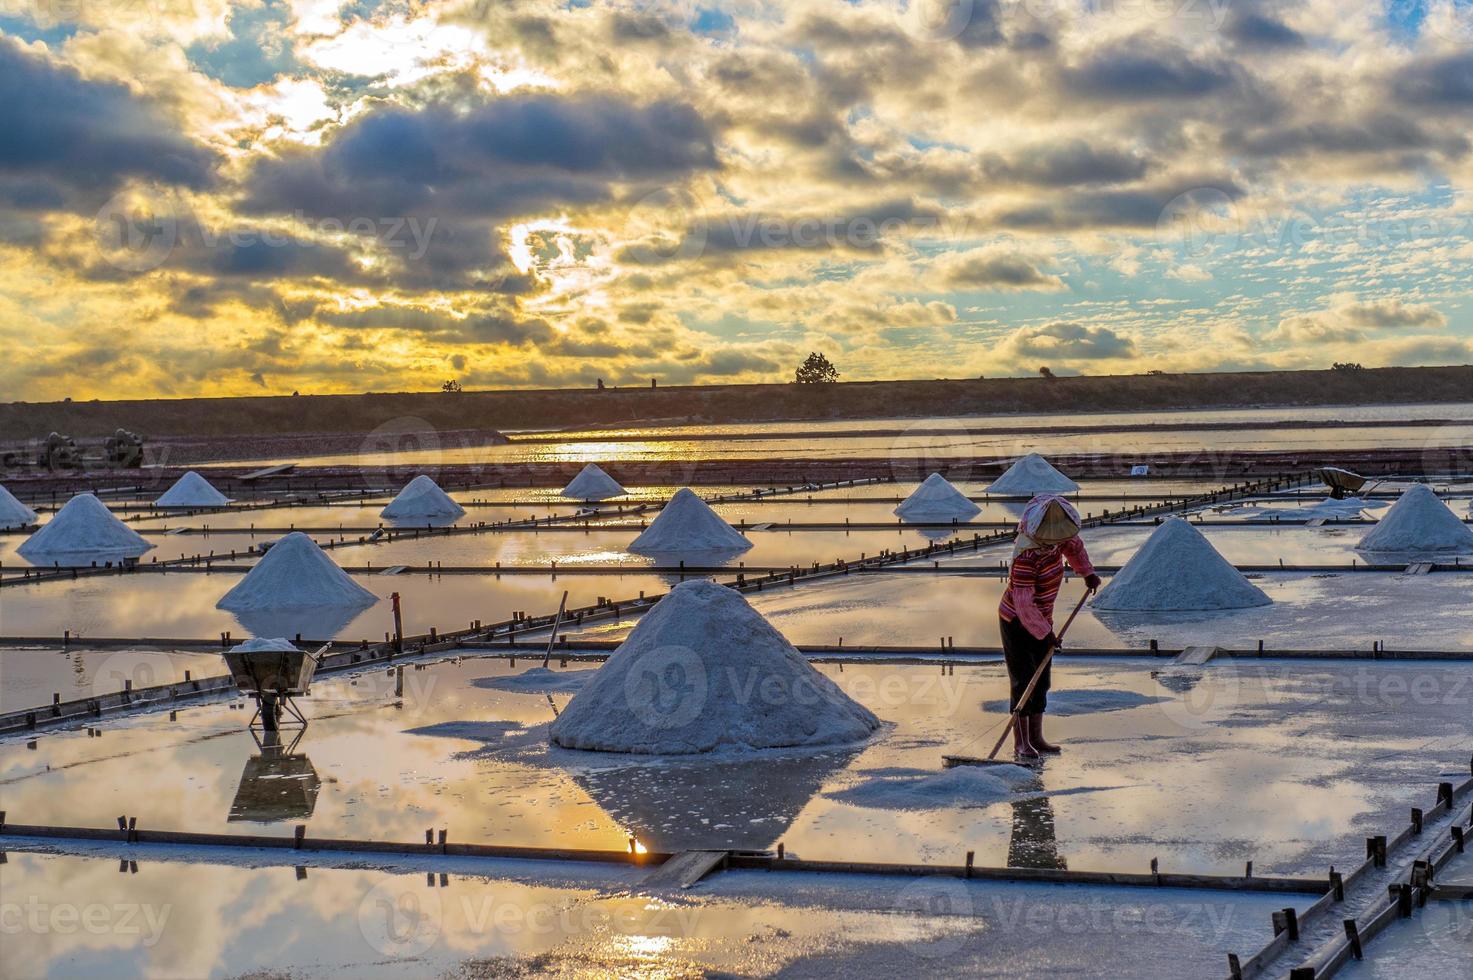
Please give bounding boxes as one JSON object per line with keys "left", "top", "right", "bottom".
{"left": 3, "top": 0, "right": 1473, "bottom": 400}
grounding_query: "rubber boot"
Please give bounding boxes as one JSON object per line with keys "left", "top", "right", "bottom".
{"left": 1030, "top": 713, "right": 1061, "bottom": 753}
{"left": 1013, "top": 715, "right": 1039, "bottom": 759}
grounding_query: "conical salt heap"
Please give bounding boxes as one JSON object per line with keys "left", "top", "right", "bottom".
{"left": 0, "top": 484, "right": 37, "bottom": 528}
{"left": 550, "top": 580, "right": 882, "bottom": 753}
{"left": 986, "top": 453, "right": 1079, "bottom": 495}
{"left": 17, "top": 493, "right": 152, "bottom": 559}
{"left": 1358, "top": 484, "right": 1473, "bottom": 554}
{"left": 1093, "top": 517, "right": 1271, "bottom": 611}
{"left": 217, "top": 531, "right": 377, "bottom": 611}
{"left": 628, "top": 488, "right": 750, "bottom": 554}
{"left": 895, "top": 472, "right": 981, "bottom": 522}
{"left": 380, "top": 474, "right": 465, "bottom": 520}
{"left": 562, "top": 463, "right": 626, "bottom": 502}
{"left": 156, "top": 471, "right": 232, "bottom": 508}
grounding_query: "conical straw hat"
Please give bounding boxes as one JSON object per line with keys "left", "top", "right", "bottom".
{"left": 1033, "top": 500, "right": 1079, "bottom": 544}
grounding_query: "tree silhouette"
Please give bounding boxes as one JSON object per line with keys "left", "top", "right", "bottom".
{"left": 1038, "top": 366, "right": 1056, "bottom": 379}
{"left": 795, "top": 352, "right": 840, "bottom": 384}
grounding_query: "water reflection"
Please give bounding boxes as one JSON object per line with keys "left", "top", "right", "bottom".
{"left": 1008, "top": 795, "right": 1067, "bottom": 870}
{"left": 563, "top": 747, "right": 861, "bottom": 852}
{"left": 228, "top": 730, "right": 321, "bottom": 823}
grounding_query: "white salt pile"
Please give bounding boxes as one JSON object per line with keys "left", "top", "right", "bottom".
{"left": 1093, "top": 517, "right": 1271, "bottom": 611}
{"left": 894, "top": 472, "right": 981, "bottom": 522}
{"left": 1358, "top": 484, "right": 1473, "bottom": 554}
{"left": 472, "top": 667, "right": 595, "bottom": 694}
{"left": 550, "top": 579, "right": 881, "bottom": 753}
{"left": 155, "top": 471, "right": 232, "bottom": 508}
{"left": 217, "top": 531, "right": 377, "bottom": 611}
{"left": 16, "top": 492, "right": 152, "bottom": 559}
{"left": 562, "top": 463, "right": 626, "bottom": 501}
{"left": 228, "top": 637, "right": 299, "bottom": 654}
{"left": 0, "top": 484, "right": 37, "bottom": 528}
{"left": 826, "top": 765, "right": 1038, "bottom": 811}
{"left": 628, "top": 488, "right": 751, "bottom": 554}
{"left": 982, "top": 689, "right": 1167, "bottom": 717}
{"left": 986, "top": 453, "right": 1079, "bottom": 495}
{"left": 380, "top": 474, "right": 465, "bottom": 520}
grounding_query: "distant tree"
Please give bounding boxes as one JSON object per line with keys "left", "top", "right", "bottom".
{"left": 1038, "top": 366, "right": 1056, "bottom": 379}
{"left": 1147, "top": 369, "right": 1165, "bottom": 376}
{"left": 795, "top": 352, "right": 840, "bottom": 384}
{"left": 442, "top": 379, "right": 464, "bottom": 393}
{"left": 1331, "top": 362, "right": 1364, "bottom": 372}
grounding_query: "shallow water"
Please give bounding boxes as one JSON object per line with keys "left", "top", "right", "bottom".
{"left": 2, "top": 657, "right": 1468, "bottom": 879}
{"left": 0, "top": 849, "right": 1286, "bottom": 979}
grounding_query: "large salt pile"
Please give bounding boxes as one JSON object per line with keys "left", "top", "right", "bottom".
{"left": 1093, "top": 517, "right": 1271, "bottom": 611}
{"left": 986, "top": 453, "right": 1079, "bottom": 495}
{"left": 628, "top": 488, "right": 751, "bottom": 554}
{"left": 1358, "top": 484, "right": 1473, "bottom": 554}
{"left": 562, "top": 463, "right": 626, "bottom": 501}
{"left": 550, "top": 579, "right": 881, "bottom": 753}
{"left": 155, "top": 471, "right": 232, "bottom": 508}
{"left": 895, "top": 472, "right": 981, "bottom": 522}
{"left": 17, "top": 493, "right": 152, "bottom": 559}
{"left": 217, "top": 531, "right": 377, "bottom": 611}
{"left": 380, "top": 474, "right": 465, "bottom": 521}
{"left": 0, "top": 484, "right": 37, "bottom": 528}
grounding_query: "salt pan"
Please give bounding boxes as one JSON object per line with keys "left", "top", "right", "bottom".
{"left": 986, "top": 453, "right": 1079, "bottom": 496}
{"left": 628, "top": 488, "right": 750, "bottom": 554}
{"left": 155, "top": 471, "right": 232, "bottom": 508}
{"left": 895, "top": 472, "right": 981, "bottom": 522}
{"left": 16, "top": 493, "right": 152, "bottom": 559}
{"left": 562, "top": 464, "right": 626, "bottom": 501}
{"left": 1092, "top": 517, "right": 1271, "bottom": 611}
{"left": 1357, "top": 484, "right": 1473, "bottom": 555}
{"left": 550, "top": 580, "right": 881, "bottom": 753}
{"left": 380, "top": 474, "right": 465, "bottom": 521}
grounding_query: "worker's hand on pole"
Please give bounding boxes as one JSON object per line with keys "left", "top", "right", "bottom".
{"left": 1084, "top": 573, "right": 1102, "bottom": 594}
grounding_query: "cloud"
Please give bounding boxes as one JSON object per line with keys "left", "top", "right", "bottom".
{"left": 1271, "top": 298, "right": 1447, "bottom": 343}
{"left": 1224, "top": 11, "right": 1306, "bottom": 49}
{"left": 1000, "top": 321, "right": 1138, "bottom": 363}
{"left": 935, "top": 246, "right": 1065, "bottom": 291}
{"left": 1059, "top": 38, "right": 1238, "bottom": 102}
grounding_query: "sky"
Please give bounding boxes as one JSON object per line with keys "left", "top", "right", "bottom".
{"left": 2, "top": 0, "right": 1473, "bottom": 400}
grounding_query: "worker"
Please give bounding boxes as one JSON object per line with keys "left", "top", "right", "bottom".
{"left": 998, "top": 493, "right": 1101, "bottom": 758}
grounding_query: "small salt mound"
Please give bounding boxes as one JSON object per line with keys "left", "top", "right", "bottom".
{"left": 155, "top": 471, "right": 232, "bottom": 508}
{"left": 217, "top": 531, "right": 377, "bottom": 611}
{"left": 380, "top": 474, "right": 465, "bottom": 520}
{"left": 562, "top": 463, "right": 626, "bottom": 501}
{"left": 0, "top": 484, "right": 38, "bottom": 528}
{"left": 550, "top": 580, "right": 881, "bottom": 753}
{"left": 17, "top": 493, "right": 152, "bottom": 559}
{"left": 628, "top": 488, "right": 750, "bottom": 554}
{"left": 1358, "top": 484, "right": 1473, "bottom": 555}
{"left": 1093, "top": 517, "right": 1271, "bottom": 611}
{"left": 982, "top": 689, "right": 1167, "bottom": 717}
{"left": 986, "top": 453, "right": 1079, "bottom": 495}
{"left": 472, "top": 667, "right": 595, "bottom": 694}
{"left": 228, "top": 637, "right": 299, "bottom": 654}
{"left": 895, "top": 472, "right": 981, "bottom": 522}
{"left": 827, "top": 765, "right": 1038, "bottom": 811}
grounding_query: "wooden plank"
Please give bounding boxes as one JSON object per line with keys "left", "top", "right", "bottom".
{"left": 237, "top": 463, "right": 297, "bottom": 481}
{"left": 1173, "top": 645, "right": 1219, "bottom": 667}
{"left": 378, "top": 565, "right": 408, "bottom": 576}
{"left": 637, "top": 850, "right": 728, "bottom": 890}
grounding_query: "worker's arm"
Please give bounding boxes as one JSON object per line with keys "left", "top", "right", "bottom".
{"left": 1062, "top": 536, "right": 1103, "bottom": 592}
{"left": 1009, "top": 551, "right": 1055, "bottom": 641}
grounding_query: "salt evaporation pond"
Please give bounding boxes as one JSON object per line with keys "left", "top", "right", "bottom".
{"left": 3, "top": 657, "right": 1471, "bottom": 878}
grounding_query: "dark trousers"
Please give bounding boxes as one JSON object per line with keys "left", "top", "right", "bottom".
{"left": 1000, "top": 615, "right": 1051, "bottom": 714}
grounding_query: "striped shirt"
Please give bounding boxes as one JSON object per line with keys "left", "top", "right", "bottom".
{"left": 999, "top": 536, "right": 1095, "bottom": 640}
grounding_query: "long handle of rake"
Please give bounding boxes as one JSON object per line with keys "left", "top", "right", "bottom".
{"left": 541, "top": 590, "right": 569, "bottom": 669}
{"left": 985, "top": 590, "right": 1091, "bottom": 761}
